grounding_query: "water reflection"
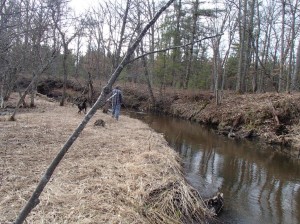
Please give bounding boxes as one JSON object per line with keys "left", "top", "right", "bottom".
{"left": 128, "top": 112, "right": 300, "bottom": 224}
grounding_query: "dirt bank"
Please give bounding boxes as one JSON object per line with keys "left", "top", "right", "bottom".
{"left": 0, "top": 93, "right": 212, "bottom": 223}
{"left": 11, "top": 76, "right": 300, "bottom": 158}
{"left": 124, "top": 85, "right": 300, "bottom": 159}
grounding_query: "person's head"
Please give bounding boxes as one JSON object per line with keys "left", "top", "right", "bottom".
{"left": 115, "top": 85, "right": 120, "bottom": 90}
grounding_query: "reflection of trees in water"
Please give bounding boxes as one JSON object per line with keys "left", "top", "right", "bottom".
{"left": 133, "top": 112, "right": 300, "bottom": 223}
{"left": 297, "top": 189, "right": 300, "bottom": 222}
{"left": 170, "top": 134, "right": 299, "bottom": 223}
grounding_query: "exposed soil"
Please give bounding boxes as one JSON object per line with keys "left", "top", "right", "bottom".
{"left": 124, "top": 85, "right": 300, "bottom": 158}
{"left": 0, "top": 93, "right": 212, "bottom": 223}
{"left": 9, "top": 76, "right": 300, "bottom": 159}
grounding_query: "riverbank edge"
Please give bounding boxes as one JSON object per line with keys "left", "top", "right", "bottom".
{"left": 0, "top": 93, "right": 214, "bottom": 223}
{"left": 12, "top": 76, "right": 300, "bottom": 158}
{"left": 123, "top": 85, "right": 300, "bottom": 159}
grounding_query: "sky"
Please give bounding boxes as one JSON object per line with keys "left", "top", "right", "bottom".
{"left": 69, "top": 0, "right": 94, "bottom": 14}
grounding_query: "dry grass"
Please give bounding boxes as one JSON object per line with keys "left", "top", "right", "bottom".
{"left": 0, "top": 93, "right": 210, "bottom": 223}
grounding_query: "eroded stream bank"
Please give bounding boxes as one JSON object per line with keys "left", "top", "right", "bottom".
{"left": 127, "top": 111, "right": 300, "bottom": 224}
{"left": 124, "top": 85, "right": 300, "bottom": 159}
{"left": 14, "top": 76, "right": 300, "bottom": 158}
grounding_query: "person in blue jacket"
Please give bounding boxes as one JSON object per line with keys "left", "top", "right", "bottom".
{"left": 111, "top": 86, "right": 123, "bottom": 120}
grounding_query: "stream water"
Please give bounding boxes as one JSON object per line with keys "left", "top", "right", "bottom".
{"left": 127, "top": 111, "right": 300, "bottom": 224}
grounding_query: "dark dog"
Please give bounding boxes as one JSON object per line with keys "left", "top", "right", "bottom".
{"left": 77, "top": 98, "right": 87, "bottom": 114}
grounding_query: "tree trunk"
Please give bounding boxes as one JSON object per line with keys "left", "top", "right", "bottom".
{"left": 287, "top": 0, "right": 298, "bottom": 92}
{"left": 236, "top": 0, "right": 247, "bottom": 93}
{"left": 141, "top": 42, "right": 156, "bottom": 105}
{"left": 88, "top": 72, "right": 95, "bottom": 104}
{"left": 279, "top": 0, "right": 286, "bottom": 92}
{"left": 213, "top": 44, "right": 220, "bottom": 104}
{"left": 114, "top": 0, "right": 131, "bottom": 68}
{"left": 14, "top": 1, "right": 175, "bottom": 222}
{"left": 184, "top": 0, "right": 199, "bottom": 89}
{"left": 246, "top": 0, "right": 255, "bottom": 93}
{"left": 171, "top": 0, "right": 182, "bottom": 87}
{"left": 294, "top": 39, "right": 300, "bottom": 90}
{"left": 0, "top": 80, "right": 4, "bottom": 108}
{"left": 252, "top": 0, "right": 260, "bottom": 92}
{"left": 60, "top": 43, "right": 68, "bottom": 106}
{"left": 10, "top": 52, "right": 56, "bottom": 121}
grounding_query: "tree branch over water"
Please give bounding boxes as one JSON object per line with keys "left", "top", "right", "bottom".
{"left": 127, "top": 33, "right": 224, "bottom": 64}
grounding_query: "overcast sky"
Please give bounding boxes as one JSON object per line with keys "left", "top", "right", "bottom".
{"left": 69, "top": 0, "right": 94, "bottom": 14}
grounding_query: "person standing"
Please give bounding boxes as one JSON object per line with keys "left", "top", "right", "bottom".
{"left": 111, "top": 86, "right": 123, "bottom": 120}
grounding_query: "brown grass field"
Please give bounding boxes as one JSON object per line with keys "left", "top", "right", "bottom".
{"left": 0, "top": 93, "right": 210, "bottom": 223}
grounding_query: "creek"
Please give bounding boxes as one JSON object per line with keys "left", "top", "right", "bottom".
{"left": 127, "top": 111, "right": 300, "bottom": 224}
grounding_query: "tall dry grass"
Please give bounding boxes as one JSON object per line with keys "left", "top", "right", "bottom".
{"left": 0, "top": 93, "right": 211, "bottom": 223}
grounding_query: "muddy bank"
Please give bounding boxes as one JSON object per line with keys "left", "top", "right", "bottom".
{"left": 11, "top": 76, "right": 300, "bottom": 158}
{"left": 0, "top": 93, "right": 214, "bottom": 223}
{"left": 123, "top": 86, "right": 300, "bottom": 158}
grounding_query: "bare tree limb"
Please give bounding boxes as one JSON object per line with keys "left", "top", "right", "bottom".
{"left": 9, "top": 50, "right": 57, "bottom": 121}
{"left": 127, "top": 33, "right": 224, "bottom": 64}
{"left": 14, "top": 0, "right": 175, "bottom": 223}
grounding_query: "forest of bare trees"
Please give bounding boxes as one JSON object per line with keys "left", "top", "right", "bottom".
{"left": 1, "top": 0, "right": 300, "bottom": 108}
{"left": 2, "top": 1, "right": 300, "bottom": 223}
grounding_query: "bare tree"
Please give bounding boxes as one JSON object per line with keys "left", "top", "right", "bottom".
{"left": 172, "top": 0, "right": 182, "bottom": 87}
{"left": 114, "top": 0, "right": 131, "bottom": 68}
{"left": 184, "top": 0, "right": 199, "bottom": 89}
{"left": 50, "top": 1, "right": 84, "bottom": 106}
{"left": 9, "top": 51, "right": 57, "bottom": 121}
{"left": 136, "top": 0, "right": 156, "bottom": 105}
{"left": 0, "top": 0, "right": 23, "bottom": 107}
{"left": 246, "top": 0, "right": 256, "bottom": 92}
{"left": 1, "top": 0, "right": 55, "bottom": 110}
{"left": 252, "top": 0, "right": 261, "bottom": 92}
{"left": 236, "top": 0, "right": 248, "bottom": 93}
{"left": 294, "top": 38, "right": 300, "bottom": 90}
{"left": 85, "top": 3, "right": 108, "bottom": 80}
{"left": 28, "top": 0, "right": 53, "bottom": 107}
{"left": 287, "top": 0, "right": 299, "bottom": 92}
{"left": 14, "top": 0, "right": 176, "bottom": 223}
{"left": 279, "top": 0, "right": 286, "bottom": 92}
{"left": 257, "top": 0, "right": 277, "bottom": 92}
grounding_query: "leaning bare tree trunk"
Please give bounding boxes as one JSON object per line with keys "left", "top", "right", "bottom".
{"left": 114, "top": 0, "right": 131, "bottom": 68}
{"left": 9, "top": 76, "right": 37, "bottom": 121}
{"left": 9, "top": 53, "right": 56, "bottom": 121}
{"left": 14, "top": 1, "right": 175, "bottom": 223}
{"left": 140, "top": 41, "right": 156, "bottom": 105}
{"left": 136, "top": 3, "right": 155, "bottom": 105}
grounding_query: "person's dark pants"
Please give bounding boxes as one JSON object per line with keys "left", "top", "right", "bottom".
{"left": 112, "top": 104, "right": 121, "bottom": 120}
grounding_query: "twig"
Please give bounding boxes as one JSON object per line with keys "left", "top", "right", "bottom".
{"left": 127, "top": 33, "right": 224, "bottom": 64}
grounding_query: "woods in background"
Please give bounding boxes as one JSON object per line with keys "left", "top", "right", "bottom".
{"left": 1, "top": 0, "right": 300, "bottom": 108}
